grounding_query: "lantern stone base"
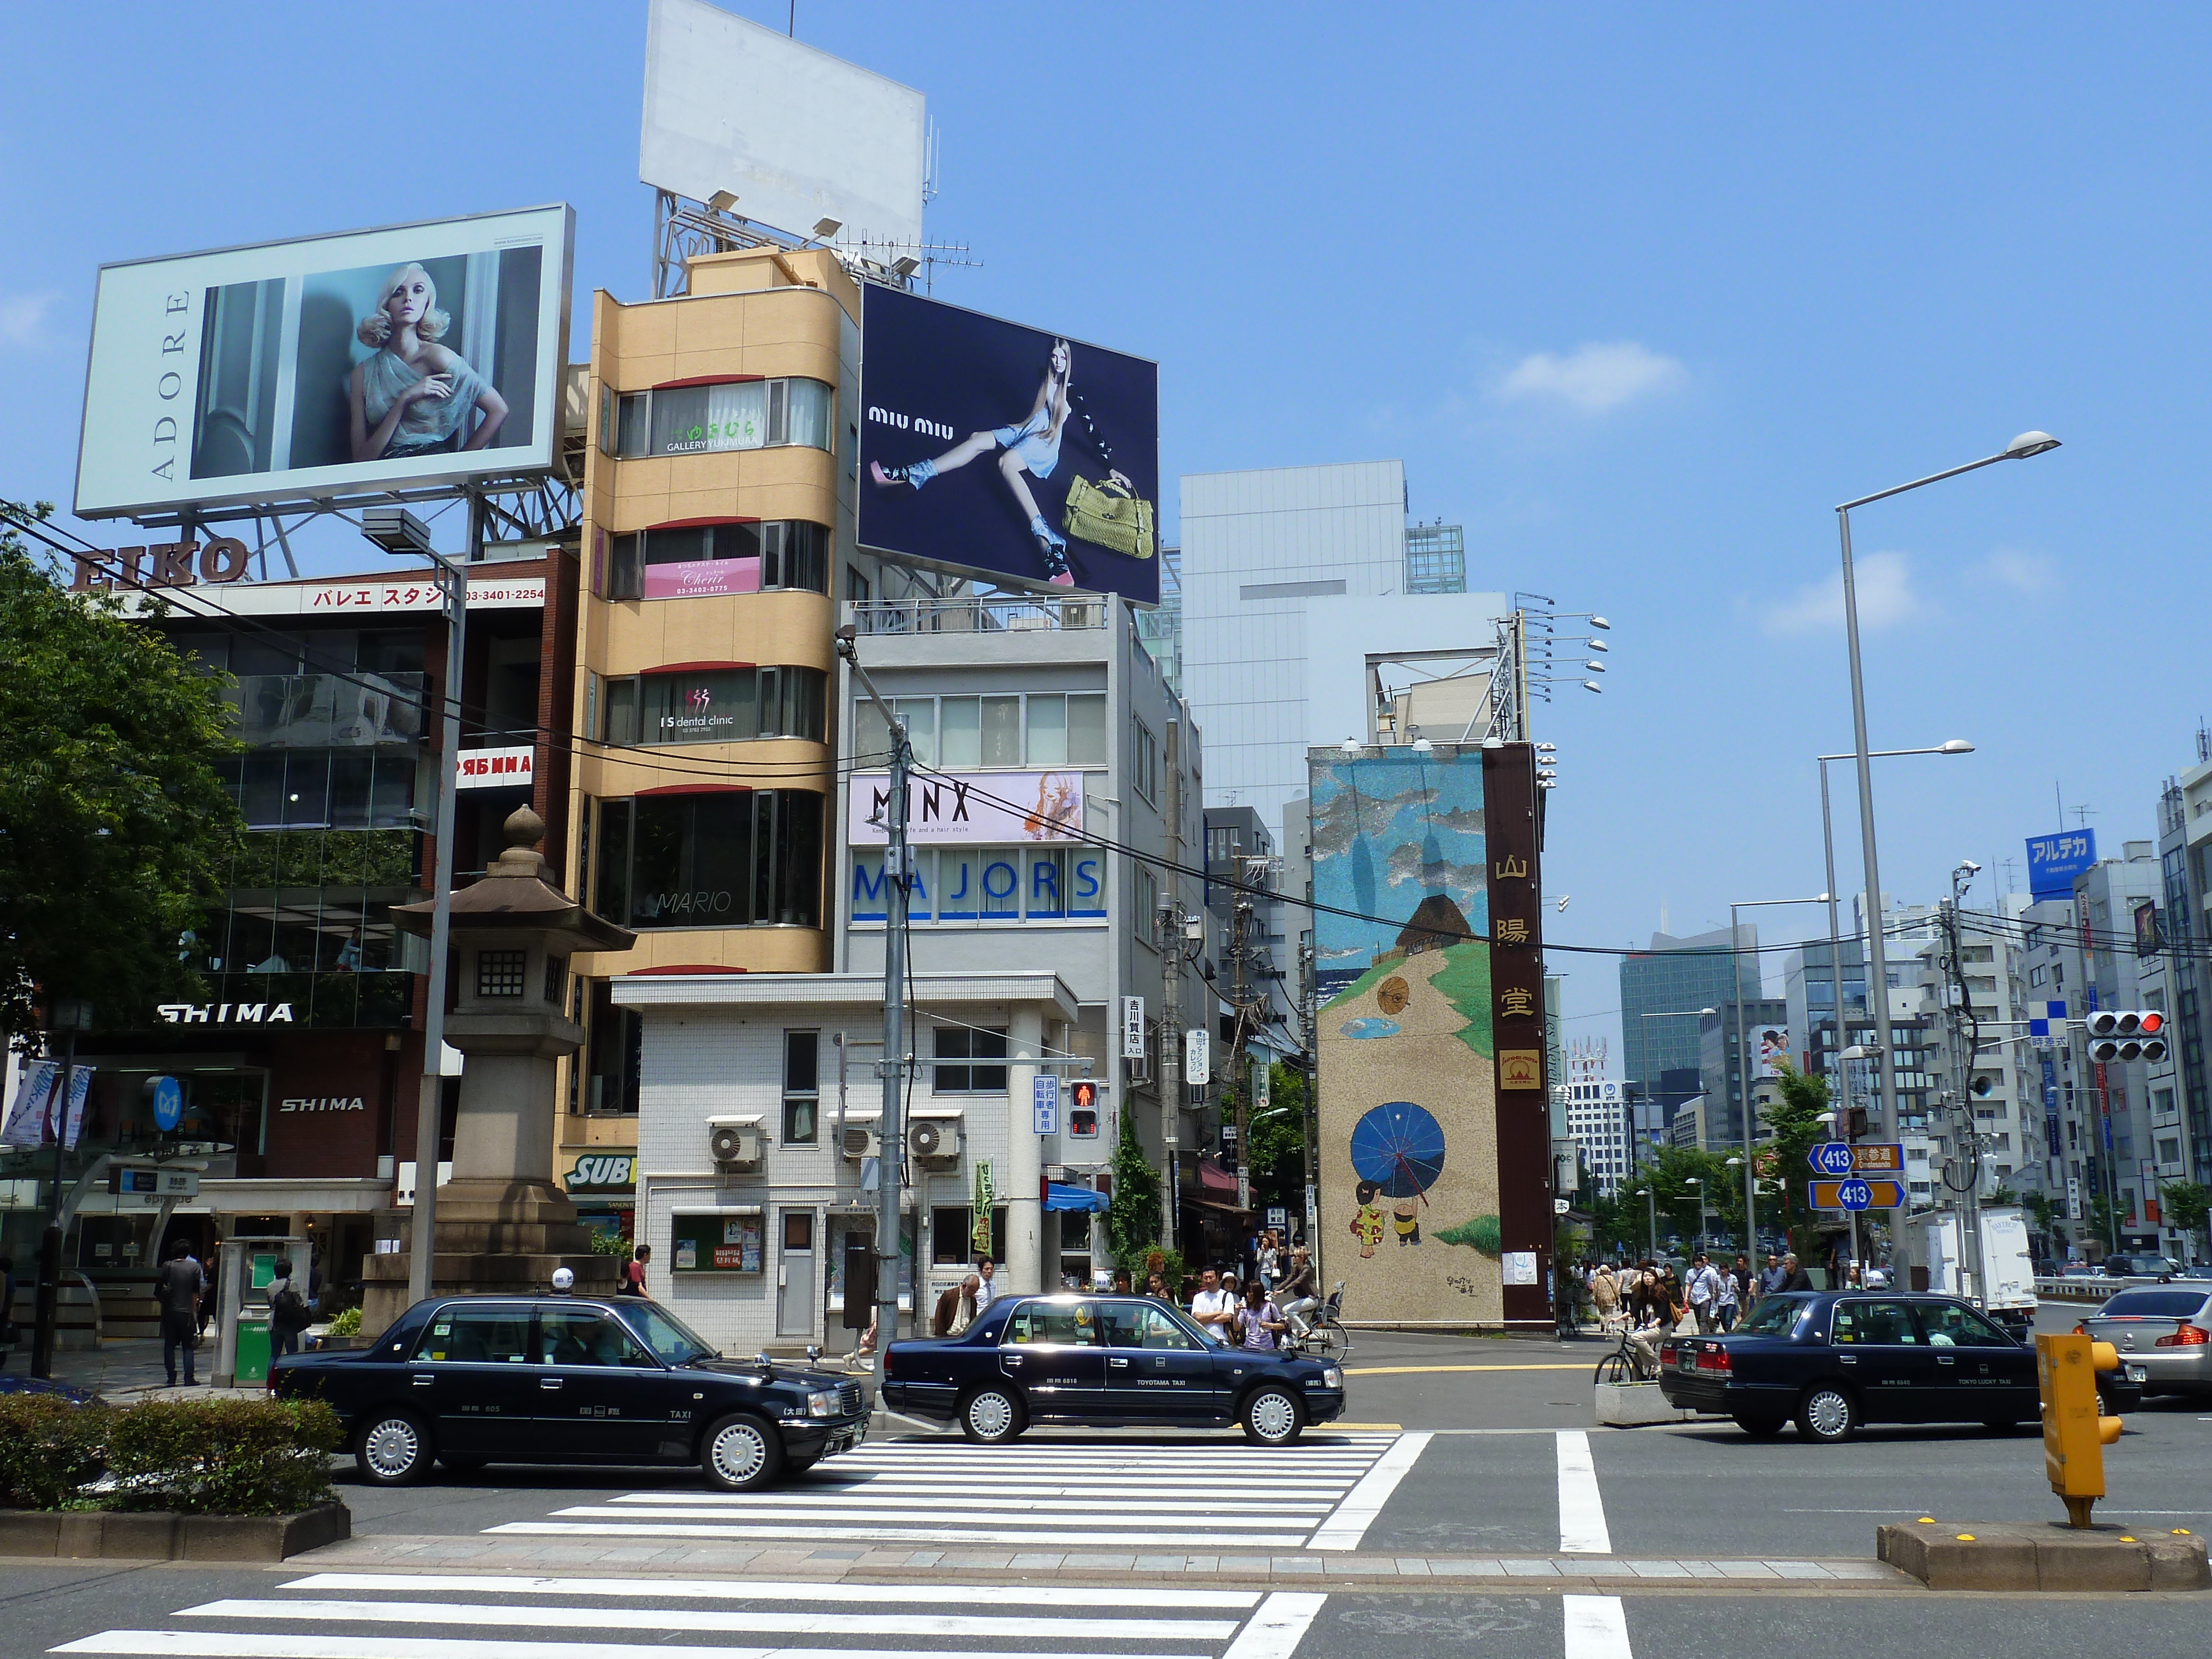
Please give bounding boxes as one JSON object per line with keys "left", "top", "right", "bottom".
{"left": 359, "top": 1179, "right": 619, "bottom": 1337}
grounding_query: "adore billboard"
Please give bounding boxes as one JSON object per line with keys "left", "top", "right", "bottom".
{"left": 858, "top": 284, "right": 1159, "bottom": 602}
{"left": 76, "top": 205, "right": 572, "bottom": 519}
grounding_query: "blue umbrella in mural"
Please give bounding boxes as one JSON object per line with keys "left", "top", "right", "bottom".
{"left": 1349, "top": 1102, "right": 1447, "bottom": 1201}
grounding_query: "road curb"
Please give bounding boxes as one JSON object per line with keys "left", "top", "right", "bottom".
{"left": 1877, "top": 1519, "right": 2212, "bottom": 1591}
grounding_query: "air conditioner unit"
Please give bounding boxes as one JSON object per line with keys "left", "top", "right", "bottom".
{"left": 707, "top": 1117, "right": 762, "bottom": 1169}
{"left": 909, "top": 1119, "right": 963, "bottom": 1164}
{"left": 842, "top": 1124, "right": 882, "bottom": 1160}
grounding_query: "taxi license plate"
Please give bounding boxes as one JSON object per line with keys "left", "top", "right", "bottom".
{"left": 2126, "top": 1363, "right": 2148, "bottom": 1382}
{"left": 1678, "top": 1351, "right": 1697, "bottom": 1373}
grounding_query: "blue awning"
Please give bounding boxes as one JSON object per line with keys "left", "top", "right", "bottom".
{"left": 1044, "top": 1181, "right": 1109, "bottom": 1213}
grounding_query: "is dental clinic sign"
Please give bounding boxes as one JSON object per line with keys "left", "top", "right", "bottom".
{"left": 457, "top": 746, "right": 534, "bottom": 789}
{"left": 848, "top": 770, "right": 1084, "bottom": 846}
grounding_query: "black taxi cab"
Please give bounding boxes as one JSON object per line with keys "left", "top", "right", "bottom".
{"left": 271, "top": 1294, "right": 868, "bottom": 1489}
{"left": 882, "top": 1293, "right": 1346, "bottom": 1443}
{"left": 1656, "top": 1291, "right": 2044, "bottom": 1442}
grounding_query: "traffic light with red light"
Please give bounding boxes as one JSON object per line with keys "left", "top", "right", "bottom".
{"left": 2088, "top": 1010, "right": 2167, "bottom": 1063}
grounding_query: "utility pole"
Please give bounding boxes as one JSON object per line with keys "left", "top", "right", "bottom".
{"left": 1158, "top": 898, "right": 1184, "bottom": 1251}
{"left": 1938, "top": 885, "right": 1988, "bottom": 1302}
{"left": 30, "top": 1001, "right": 90, "bottom": 1379}
{"left": 836, "top": 625, "right": 909, "bottom": 1390}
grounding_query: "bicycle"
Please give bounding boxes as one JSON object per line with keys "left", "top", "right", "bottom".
{"left": 1284, "top": 1280, "right": 1352, "bottom": 1361}
{"left": 1593, "top": 1321, "right": 1658, "bottom": 1385}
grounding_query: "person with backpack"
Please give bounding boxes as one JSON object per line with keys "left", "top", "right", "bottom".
{"left": 268, "top": 1256, "right": 311, "bottom": 1359}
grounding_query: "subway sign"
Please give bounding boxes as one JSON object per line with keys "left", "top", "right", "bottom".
{"left": 565, "top": 1153, "right": 636, "bottom": 1193}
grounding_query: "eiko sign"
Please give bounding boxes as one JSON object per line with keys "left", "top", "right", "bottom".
{"left": 848, "top": 770, "right": 1083, "bottom": 846}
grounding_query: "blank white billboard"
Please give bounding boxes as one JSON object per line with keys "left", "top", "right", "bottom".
{"left": 76, "top": 205, "right": 572, "bottom": 519}
{"left": 641, "top": 0, "right": 925, "bottom": 247}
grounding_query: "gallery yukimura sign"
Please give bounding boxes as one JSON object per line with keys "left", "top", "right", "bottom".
{"left": 1308, "top": 740, "right": 1553, "bottom": 1328}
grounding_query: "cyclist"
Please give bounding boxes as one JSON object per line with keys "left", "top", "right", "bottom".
{"left": 1275, "top": 1246, "right": 1320, "bottom": 1337}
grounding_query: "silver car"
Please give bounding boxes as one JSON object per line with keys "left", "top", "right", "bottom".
{"left": 2081, "top": 1286, "right": 2212, "bottom": 1395}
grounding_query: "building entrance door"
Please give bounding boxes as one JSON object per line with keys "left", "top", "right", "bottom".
{"left": 777, "top": 1209, "right": 816, "bottom": 1338}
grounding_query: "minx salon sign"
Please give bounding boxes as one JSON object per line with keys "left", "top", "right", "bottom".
{"left": 158, "top": 1002, "right": 295, "bottom": 1024}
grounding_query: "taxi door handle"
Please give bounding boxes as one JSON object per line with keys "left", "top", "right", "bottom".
{"left": 540, "top": 1377, "right": 564, "bottom": 1390}
{"left": 411, "top": 1374, "right": 435, "bottom": 1387}
{"left": 1108, "top": 1357, "right": 1130, "bottom": 1368}
{"left": 1003, "top": 1355, "right": 1023, "bottom": 1367}
{"left": 1838, "top": 1355, "right": 1856, "bottom": 1364}
{"left": 1936, "top": 1355, "right": 1957, "bottom": 1365}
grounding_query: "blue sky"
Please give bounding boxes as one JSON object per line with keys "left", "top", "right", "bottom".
{"left": 5, "top": 5, "right": 2210, "bottom": 1062}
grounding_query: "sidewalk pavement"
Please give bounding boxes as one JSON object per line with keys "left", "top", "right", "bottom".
{"left": 5, "top": 1337, "right": 264, "bottom": 1402}
{"left": 288, "top": 1531, "right": 1917, "bottom": 1591}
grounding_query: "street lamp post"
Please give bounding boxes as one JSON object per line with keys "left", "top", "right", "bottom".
{"left": 1815, "top": 743, "right": 1974, "bottom": 1123}
{"left": 1730, "top": 895, "right": 1830, "bottom": 1253}
{"left": 1834, "top": 434, "right": 2059, "bottom": 1178}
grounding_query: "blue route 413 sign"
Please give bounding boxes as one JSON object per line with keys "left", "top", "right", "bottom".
{"left": 1808, "top": 1141, "right": 1855, "bottom": 1176}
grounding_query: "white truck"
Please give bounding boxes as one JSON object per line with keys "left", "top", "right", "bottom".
{"left": 1918, "top": 1206, "right": 2038, "bottom": 1339}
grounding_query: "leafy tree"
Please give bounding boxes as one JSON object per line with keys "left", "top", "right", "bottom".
{"left": 1759, "top": 1062, "right": 1834, "bottom": 1261}
{"left": 1104, "top": 1106, "right": 1162, "bottom": 1272}
{"left": 2087, "top": 1193, "right": 2124, "bottom": 1255}
{"left": 1621, "top": 1145, "right": 1738, "bottom": 1256}
{"left": 1244, "top": 1062, "right": 1308, "bottom": 1214}
{"left": 2162, "top": 1181, "right": 2211, "bottom": 1261}
{"left": 0, "top": 505, "right": 241, "bottom": 1050}
{"left": 1985, "top": 1183, "right": 2020, "bottom": 1208}
{"left": 2019, "top": 1190, "right": 2056, "bottom": 1245}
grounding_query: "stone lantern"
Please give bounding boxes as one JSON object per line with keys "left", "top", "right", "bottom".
{"left": 360, "top": 807, "right": 636, "bottom": 1331}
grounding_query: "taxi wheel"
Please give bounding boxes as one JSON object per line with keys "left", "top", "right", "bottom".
{"left": 1241, "top": 1385, "right": 1305, "bottom": 1446}
{"left": 355, "top": 1408, "right": 434, "bottom": 1486}
{"left": 702, "top": 1413, "right": 786, "bottom": 1491}
{"left": 1732, "top": 1415, "right": 1787, "bottom": 1438}
{"left": 1794, "top": 1384, "right": 1858, "bottom": 1443}
{"left": 961, "top": 1386, "right": 1027, "bottom": 1443}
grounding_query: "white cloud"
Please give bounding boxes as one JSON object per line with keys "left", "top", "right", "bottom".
{"left": 1978, "top": 547, "right": 2059, "bottom": 595}
{"left": 1762, "top": 550, "right": 1926, "bottom": 635}
{"left": 0, "top": 293, "right": 58, "bottom": 349}
{"left": 1495, "top": 341, "right": 1687, "bottom": 413}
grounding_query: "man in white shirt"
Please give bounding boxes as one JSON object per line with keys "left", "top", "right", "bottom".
{"left": 973, "top": 1258, "right": 997, "bottom": 1313}
{"left": 1189, "top": 1267, "right": 1235, "bottom": 1344}
{"left": 1686, "top": 1253, "right": 1723, "bottom": 1334}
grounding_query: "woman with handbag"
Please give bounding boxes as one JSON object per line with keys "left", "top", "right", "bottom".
{"left": 869, "top": 337, "right": 1133, "bottom": 588}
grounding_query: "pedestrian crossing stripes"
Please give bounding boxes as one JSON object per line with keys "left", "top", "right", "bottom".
{"left": 49, "top": 1573, "right": 1329, "bottom": 1659}
{"left": 479, "top": 1432, "right": 1408, "bottom": 1553}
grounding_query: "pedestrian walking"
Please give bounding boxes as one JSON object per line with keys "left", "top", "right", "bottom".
{"left": 1778, "top": 1252, "right": 1814, "bottom": 1292}
{"left": 933, "top": 1274, "right": 979, "bottom": 1337}
{"left": 154, "top": 1238, "right": 203, "bottom": 1387}
{"left": 618, "top": 1243, "right": 652, "bottom": 1296}
{"left": 1713, "top": 1256, "right": 1740, "bottom": 1331}
{"left": 267, "top": 1256, "right": 311, "bottom": 1360}
{"left": 1759, "top": 1250, "right": 1788, "bottom": 1297}
{"left": 1731, "top": 1253, "right": 1755, "bottom": 1317}
{"left": 1258, "top": 1230, "right": 1281, "bottom": 1291}
{"left": 1234, "top": 1279, "right": 1286, "bottom": 1352}
{"left": 973, "top": 1258, "right": 998, "bottom": 1313}
{"left": 1590, "top": 1262, "right": 1624, "bottom": 1333}
{"left": 1686, "top": 1253, "right": 1721, "bottom": 1332}
{"left": 1188, "top": 1267, "right": 1236, "bottom": 1344}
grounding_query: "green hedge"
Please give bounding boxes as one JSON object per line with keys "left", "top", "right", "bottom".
{"left": 0, "top": 1395, "right": 342, "bottom": 1516}
{"left": 0, "top": 1395, "right": 114, "bottom": 1509}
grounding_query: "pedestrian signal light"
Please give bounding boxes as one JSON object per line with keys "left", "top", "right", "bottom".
{"left": 1845, "top": 1107, "right": 1869, "bottom": 1139}
{"left": 2038, "top": 1331, "right": 2124, "bottom": 1527}
{"left": 2089, "top": 1010, "right": 2167, "bottom": 1063}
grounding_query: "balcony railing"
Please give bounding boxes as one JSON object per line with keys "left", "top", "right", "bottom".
{"left": 849, "top": 597, "right": 1108, "bottom": 635}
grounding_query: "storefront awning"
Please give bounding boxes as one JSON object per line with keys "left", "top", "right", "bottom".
{"left": 1043, "top": 1181, "right": 1108, "bottom": 1213}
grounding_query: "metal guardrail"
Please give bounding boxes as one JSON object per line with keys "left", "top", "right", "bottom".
{"left": 2033, "top": 1275, "right": 2164, "bottom": 1302}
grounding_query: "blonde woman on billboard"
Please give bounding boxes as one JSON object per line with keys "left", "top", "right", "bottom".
{"left": 348, "top": 264, "right": 509, "bottom": 463}
{"left": 870, "top": 337, "right": 1129, "bottom": 588}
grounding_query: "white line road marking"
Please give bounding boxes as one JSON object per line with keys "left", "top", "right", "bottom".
{"left": 182, "top": 1600, "right": 1241, "bottom": 1643}
{"left": 1306, "top": 1430, "right": 1432, "bottom": 1551}
{"left": 53, "top": 1638, "right": 1211, "bottom": 1659}
{"left": 602, "top": 1494, "right": 1336, "bottom": 1515}
{"left": 278, "top": 1575, "right": 1263, "bottom": 1609}
{"left": 486, "top": 1521, "right": 1317, "bottom": 1547}
{"left": 1554, "top": 1430, "right": 1612, "bottom": 1554}
{"left": 1563, "top": 1595, "right": 1634, "bottom": 1659}
{"left": 549, "top": 1504, "right": 1318, "bottom": 1529}
{"left": 1222, "top": 1593, "right": 1328, "bottom": 1659}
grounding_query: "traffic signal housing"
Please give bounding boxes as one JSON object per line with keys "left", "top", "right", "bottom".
{"left": 2088, "top": 1010, "right": 2167, "bottom": 1064}
{"left": 2039, "top": 1331, "right": 2124, "bottom": 1527}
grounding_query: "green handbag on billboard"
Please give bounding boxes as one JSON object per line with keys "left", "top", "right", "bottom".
{"left": 1062, "top": 474, "right": 1156, "bottom": 560}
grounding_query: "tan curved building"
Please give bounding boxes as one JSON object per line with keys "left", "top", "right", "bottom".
{"left": 560, "top": 246, "right": 872, "bottom": 1227}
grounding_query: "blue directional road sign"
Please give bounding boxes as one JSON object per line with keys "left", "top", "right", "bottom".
{"left": 1808, "top": 1141, "right": 1856, "bottom": 1176}
{"left": 1834, "top": 1178, "right": 1873, "bottom": 1211}
{"left": 1811, "top": 1177, "right": 1905, "bottom": 1210}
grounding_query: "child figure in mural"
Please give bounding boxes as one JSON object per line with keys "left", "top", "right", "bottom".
{"left": 1349, "top": 1181, "right": 1387, "bottom": 1259}
{"left": 1392, "top": 1195, "right": 1422, "bottom": 1246}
